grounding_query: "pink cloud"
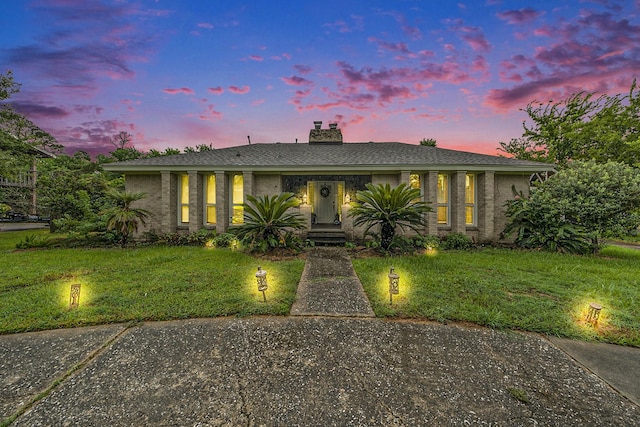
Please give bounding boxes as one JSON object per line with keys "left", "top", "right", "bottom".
{"left": 208, "top": 86, "right": 224, "bottom": 95}
{"left": 199, "top": 104, "right": 223, "bottom": 121}
{"left": 496, "top": 8, "right": 543, "bottom": 25}
{"left": 163, "top": 87, "right": 195, "bottom": 95}
{"left": 369, "top": 37, "right": 411, "bottom": 54}
{"left": 281, "top": 75, "right": 313, "bottom": 86}
{"left": 197, "top": 22, "right": 214, "bottom": 29}
{"left": 294, "top": 64, "right": 312, "bottom": 75}
{"left": 459, "top": 26, "right": 491, "bottom": 53}
{"left": 282, "top": 53, "right": 291, "bottom": 60}
{"left": 251, "top": 99, "right": 265, "bottom": 106}
{"left": 228, "top": 85, "right": 250, "bottom": 94}
{"left": 249, "top": 55, "right": 263, "bottom": 62}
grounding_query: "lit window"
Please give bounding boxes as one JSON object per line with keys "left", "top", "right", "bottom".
{"left": 465, "top": 174, "right": 476, "bottom": 226}
{"left": 205, "top": 175, "right": 216, "bottom": 224}
{"left": 231, "top": 174, "right": 244, "bottom": 224}
{"left": 410, "top": 173, "right": 420, "bottom": 190}
{"left": 437, "top": 174, "right": 449, "bottom": 225}
{"left": 179, "top": 174, "right": 189, "bottom": 223}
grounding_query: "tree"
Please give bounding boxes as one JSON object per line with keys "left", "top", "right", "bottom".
{"left": 0, "top": 70, "right": 62, "bottom": 153}
{"left": 104, "top": 190, "right": 151, "bottom": 247}
{"left": 507, "top": 81, "right": 640, "bottom": 166}
{"left": 503, "top": 161, "right": 640, "bottom": 252}
{"left": 232, "top": 193, "right": 306, "bottom": 252}
{"left": 420, "top": 138, "right": 437, "bottom": 147}
{"left": 348, "top": 183, "right": 431, "bottom": 251}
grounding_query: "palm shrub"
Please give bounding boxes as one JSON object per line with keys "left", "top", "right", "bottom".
{"left": 233, "top": 192, "right": 306, "bottom": 252}
{"left": 103, "top": 190, "right": 151, "bottom": 247}
{"left": 348, "top": 183, "right": 431, "bottom": 251}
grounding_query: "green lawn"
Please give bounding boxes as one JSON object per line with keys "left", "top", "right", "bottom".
{"left": 2, "top": 230, "right": 639, "bottom": 347}
{"left": 352, "top": 246, "right": 640, "bottom": 347}
{"left": 0, "top": 230, "right": 305, "bottom": 334}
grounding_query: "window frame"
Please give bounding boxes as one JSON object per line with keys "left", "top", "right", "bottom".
{"left": 437, "top": 173, "right": 450, "bottom": 226}
{"left": 204, "top": 174, "right": 216, "bottom": 225}
{"left": 465, "top": 173, "right": 477, "bottom": 226}
{"left": 178, "top": 174, "right": 189, "bottom": 224}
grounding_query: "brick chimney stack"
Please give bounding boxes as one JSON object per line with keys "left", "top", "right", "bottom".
{"left": 309, "top": 121, "right": 343, "bottom": 144}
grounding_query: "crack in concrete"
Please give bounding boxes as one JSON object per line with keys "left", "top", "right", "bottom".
{"left": 3, "top": 324, "right": 132, "bottom": 427}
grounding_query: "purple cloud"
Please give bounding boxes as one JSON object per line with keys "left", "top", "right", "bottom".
{"left": 497, "top": 8, "right": 543, "bottom": 25}
{"left": 12, "top": 102, "right": 69, "bottom": 119}
{"left": 280, "top": 76, "right": 313, "bottom": 86}
{"left": 228, "top": 85, "right": 250, "bottom": 94}
{"left": 163, "top": 88, "right": 195, "bottom": 95}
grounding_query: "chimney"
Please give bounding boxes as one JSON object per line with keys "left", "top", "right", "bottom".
{"left": 309, "top": 121, "right": 343, "bottom": 145}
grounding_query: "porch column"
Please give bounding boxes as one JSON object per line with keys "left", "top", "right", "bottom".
{"left": 161, "top": 170, "right": 177, "bottom": 234}
{"left": 188, "top": 170, "right": 203, "bottom": 233}
{"left": 243, "top": 171, "right": 254, "bottom": 198}
{"left": 479, "top": 171, "right": 495, "bottom": 242}
{"left": 400, "top": 170, "right": 411, "bottom": 186}
{"left": 215, "top": 171, "right": 229, "bottom": 233}
{"left": 451, "top": 170, "right": 467, "bottom": 233}
{"left": 426, "top": 171, "right": 438, "bottom": 236}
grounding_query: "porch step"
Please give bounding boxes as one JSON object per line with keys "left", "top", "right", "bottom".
{"left": 307, "top": 230, "right": 347, "bottom": 246}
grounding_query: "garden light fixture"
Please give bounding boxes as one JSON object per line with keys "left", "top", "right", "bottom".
{"left": 388, "top": 267, "right": 399, "bottom": 304}
{"left": 586, "top": 302, "right": 603, "bottom": 324}
{"left": 69, "top": 283, "right": 81, "bottom": 309}
{"left": 256, "top": 266, "right": 268, "bottom": 302}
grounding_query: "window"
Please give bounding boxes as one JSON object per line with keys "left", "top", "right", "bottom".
{"left": 437, "top": 174, "right": 449, "bottom": 225}
{"left": 231, "top": 174, "right": 244, "bottom": 224}
{"left": 465, "top": 174, "right": 476, "bottom": 226}
{"left": 179, "top": 174, "right": 189, "bottom": 223}
{"left": 410, "top": 173, "right": 420, "bottom": 190}
{"left": 205, "top": 175, "right": 216, "bottom": 224}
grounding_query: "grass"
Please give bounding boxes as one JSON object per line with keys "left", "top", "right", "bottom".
{"left": 0, "top": 230, "right": 305, "bottom": 334}
{"left": 352, "top": 247, "right": 640, "bottom": 347}
{"left": 2, "top": 230, "right": 639, "bottom": 347}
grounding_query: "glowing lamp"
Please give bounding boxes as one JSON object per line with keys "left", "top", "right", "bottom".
{"left": 69, "top": 283, "right": 81, "bottom": 309}
{"left": 585, "top": 302, "right": 603, "bottom": 324}
{"left": 388, "top": 267, "right": 399, "bottom": 304}
{"left": 255, "top": 266, "right": 268, "bottom": 302}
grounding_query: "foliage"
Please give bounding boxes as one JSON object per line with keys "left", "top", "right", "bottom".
{"left": 353, "top": 248, "right": 640, "bottom": 347}
{"left": 103, "top": 190, "right": 151, "bottom": 247}
{"left": 441, "top": 232, "right": 473, "bottom": 250}
{"left": 500, "top": 81, "right": 640, "bottom": 166}
{"left": 502, "top": 186, "right": 594, "bottom": 254}
{"left": 503, "top": 161, "right": 640, "bottom": 253}
{"left": 0, "top": 203, "right": 10, "bottom": 216}
{"left": 232, "top": 193, "right": 306, "bottom": 253}
{"left": 419, "top": 138, "right": 437, "bottom": 147}
{"left": 348, "top": 183, "right": 431, "bottom": 251}
{"left": 15, "top": 233, "right": 52, "bottom": 249}
{"left": 37, "top": 152, "right": 122, "bottom": 229}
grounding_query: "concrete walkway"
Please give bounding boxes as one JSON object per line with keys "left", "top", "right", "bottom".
{"left": 290, "top": 247, "right": 375, "bottom": 317}
{"left": 1, "top": 247, "right": 639, "bottom": 425}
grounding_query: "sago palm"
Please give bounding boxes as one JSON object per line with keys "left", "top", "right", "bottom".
{"left": 348, "top": 183, "right": 430, "bottom": 250}
{"left": 104, "top": 190, "right": 151, "bottom": 247}
{"left": 233, "top": 192, "right": 306, "bottom": 252}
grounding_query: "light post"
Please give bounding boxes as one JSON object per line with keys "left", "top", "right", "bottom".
{"left": 256, "top": 266, "right": 268, "bottom": 302}
{"left": 69, "top": 283, "right": 81, "bottom": 309}
{"left": 388, "top": 267, "right": 399, "bottom": 304}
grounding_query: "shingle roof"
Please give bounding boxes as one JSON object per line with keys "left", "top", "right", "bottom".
{"left": 103, "top": 142, "right": 553, "bottom": 173}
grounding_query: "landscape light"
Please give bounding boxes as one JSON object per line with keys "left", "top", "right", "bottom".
{"left": 255, "top": 266, "right": 268, "bottom": 302}
{"left": 585, "top": 302, "right": 603, "bottom": 324}
{"left": 388, "top": 267, "right": 399, "bottom": 304}
{"left": 69, "top": 283, "right": 81, "bottom": 309}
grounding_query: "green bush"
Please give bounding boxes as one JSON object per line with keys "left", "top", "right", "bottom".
{"left": 441, "top": 232, "right": 473, "bottom": 250}
{"left": 16, "top": 234, "right": 52, "bottom": 249}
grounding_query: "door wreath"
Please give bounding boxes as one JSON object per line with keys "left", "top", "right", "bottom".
{"left": 320, "top": 185, "right": 331, "bottom": 198}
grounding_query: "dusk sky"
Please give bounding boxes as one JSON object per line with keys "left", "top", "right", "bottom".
{"left": 1, "top": 0, "right": 639, "bottom": 156}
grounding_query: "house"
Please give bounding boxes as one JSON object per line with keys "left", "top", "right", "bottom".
{"left": 103, "top": 121, "right": 553, "bottom": 243}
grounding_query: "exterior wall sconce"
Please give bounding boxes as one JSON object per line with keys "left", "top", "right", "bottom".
{"left": 586, "top": 302, "right": 603, "bottom": 324}
{"left": 302, "top": 193, "right": 308, "bottom": 205}
{"left": 388, "top": 267, "right": 399, "bottom": 304}
{"left": 345, "top": 193, "right": 351, "bottom": 203}
{"left": 69, "top": 283, "right": 81, "bottom": 309}
{"left": 256, "top": 266, "right": 268, "bottom": 302}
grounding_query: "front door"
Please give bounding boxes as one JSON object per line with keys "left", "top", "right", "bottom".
{"left": 313, "top": 181, "right": 337, "bottom": 224}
